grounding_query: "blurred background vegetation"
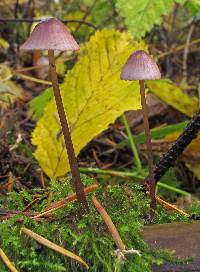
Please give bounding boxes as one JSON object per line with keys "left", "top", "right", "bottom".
{"left": 0, "top": 1, "right": 200, "bottom": 271}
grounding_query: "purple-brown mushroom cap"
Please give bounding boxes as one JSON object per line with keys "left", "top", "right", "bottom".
{"left": 121, "top": 50, "right": 161, "bottom": 81}
{"left": 20, "top": 18, "right": 80, "bottom": 51}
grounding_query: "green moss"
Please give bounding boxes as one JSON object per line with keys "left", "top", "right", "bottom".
{"left": 0, "top": 176, "right": 187, "bottom": 271}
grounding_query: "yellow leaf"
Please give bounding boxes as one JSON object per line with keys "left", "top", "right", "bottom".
{"left": 0, "top": 65, "right": 26, "bottom": 110}
{"left": 32, "top": 29, "right": 147, "bottom": 178}
{"left": 187, "top": 163, "right": 200, "bottom": 179}
{"left": 147, "top": 79, "right": 198, "bottom": 117}
{"left": 165, "top": 132, "right": 200, "bottom": 156}
{"left": 0, "top": 38, "right": 9, "bottom": 49}
{"left": 0, "top": 64, "right": 12, "bottom": 82}
{"left": 0, "top": 81, "right": 24, "bottom": 110}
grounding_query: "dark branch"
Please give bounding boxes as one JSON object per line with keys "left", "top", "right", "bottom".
{"left": 145, "top": 109, "right": 200, "bottom": 184}
{"left": 0, "top": 18, "right": 97, "bottom": 29}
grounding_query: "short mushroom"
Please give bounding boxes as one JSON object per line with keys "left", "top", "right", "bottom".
{"left": 121, "top": 50, "right": 161, "bottom": 208}
{"left": 20, "top": 18, "right": 89, "bottom": 211}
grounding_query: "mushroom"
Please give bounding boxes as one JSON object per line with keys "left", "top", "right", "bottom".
{"left": 20, "top": 18, "right": 88, "bottom": 211}
{"left": 121, "top": 50, "right": 161, "bottom": 208}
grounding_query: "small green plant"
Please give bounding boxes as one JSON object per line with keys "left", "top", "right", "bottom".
{"left": 116, "top": 0, "right": 186, "bottom": 40}
{"left": 0, "top": 176, "right": 185, "bottom": 272}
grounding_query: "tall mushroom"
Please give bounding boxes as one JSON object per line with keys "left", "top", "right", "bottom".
{"left": 121, "top": 50, "right": 161, "bottom": 208}
{"left": 20, "top": 18, "right": 88, "bottom": 211}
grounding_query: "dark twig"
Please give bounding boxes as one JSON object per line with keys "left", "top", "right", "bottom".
{"left": 146, "top": 109, "right": 200, "bottom": 184}
{"left": 14, "top": 0, "right": 19, "bottom": 18}
{"left": 0, "top": 18, "right": 97, "bottom": 29}
{"left": 75, "top": 0, "right": 98, "bottom": 32}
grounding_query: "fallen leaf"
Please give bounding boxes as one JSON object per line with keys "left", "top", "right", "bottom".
{"left": 32, "top": 29, "right": 147, "bottom": 178}
{"left": 0, "top": 81, "right": 25, "bottom": 109}
{"left": 0, "top": 38, "right": 9, "bottom": 49}
{"left": 147, "top": 79, "right": 198, "bottom": 117}
{"left": 0, "top": 64, "right": 12, "bottom": 82}
{"left": 0, "top": 64, "right": 27, "bottom": 110}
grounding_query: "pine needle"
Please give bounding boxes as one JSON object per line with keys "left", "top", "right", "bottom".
{"left": 92, "top": 196, "right": 125, "bottom": 251}
{"left": 0, "top": 248, "right": 18, "bottom": 272}
{"left": 21, "top": 227, "right": 89, "bottom": 270}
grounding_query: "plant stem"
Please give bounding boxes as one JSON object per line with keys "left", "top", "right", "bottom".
{"left": 139, "top": 80, "right": 156, "bottom": 208}
{"left": 121, "top": 114, "right": 142, "bottom": 173}
{"left": 15, "top": 73, "right": 52, "bottom": 85}
{"left": 48, "top": 50, "right": 88, "bottom": 212}
{"left": 157, "top": 37, "right": 200, "bottom": 60}
{"left": 79, "top": 167, "right": 144, "bottom": 179}
{"left": 157, "top": 182, "right": 190, "bottom": 196}
{"left": 79, "top": 167, "right": 189, "bottom": 196}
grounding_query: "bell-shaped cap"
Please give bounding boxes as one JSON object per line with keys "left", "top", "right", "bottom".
{"left": 121, "top": 50, "right": 161, "bottom": 81}
{"left": 20, "top": 18, "right": 80, "bottom": 51}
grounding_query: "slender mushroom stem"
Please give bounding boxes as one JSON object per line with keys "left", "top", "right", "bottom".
{"left": 139, "top": 80, "right": 156, "bottom": 208}
{"left": 48, "top": 50, "right": 89, "bottom": 212}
